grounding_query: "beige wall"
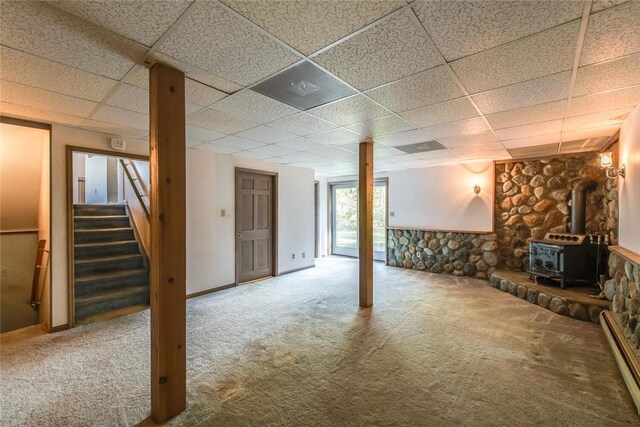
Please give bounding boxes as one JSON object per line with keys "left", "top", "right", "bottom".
{"left": 618, "top": 104, "right": 640, "bottom": 255}
{"left": 37, "top": 132, "right": 51, "bottom": 328}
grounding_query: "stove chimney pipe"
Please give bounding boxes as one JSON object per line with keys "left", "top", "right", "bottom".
{"left": 570, "top": 179, "right": 597, "bottom": 234}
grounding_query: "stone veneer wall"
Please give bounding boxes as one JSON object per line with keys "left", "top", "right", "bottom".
{"left": 604, "top": 251, "right": 640, "bottom": 358}
{"left": 387, "top": 230, "right": 499, "bottom": 280}
{"left": 494, "top": 150, "right": 618, "bottom": 270}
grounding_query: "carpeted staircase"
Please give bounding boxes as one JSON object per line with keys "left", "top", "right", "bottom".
{"left": 74, "top": 204, "right": 149, "bottom": 320}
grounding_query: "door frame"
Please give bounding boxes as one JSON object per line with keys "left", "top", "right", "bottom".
{"left": 328, "top": 177, "right": 388, "bottom": 262}
{"left": 66, "top": 146, "right": 149, "bottom": 328}
{"left": 314, "top": 181, "right": 319, "bottom": 258}
{"left": 234, "top": 167, "right": 278, "bottom": 285}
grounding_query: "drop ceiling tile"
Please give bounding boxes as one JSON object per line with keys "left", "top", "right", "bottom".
{"left": 235, "top": 125, "right": 296, "bottom": 144}
{"left": 568, "top": 85, "right": 640, "bottom": 117}
{"left": 502, "top": 133, "right": 561, "bottom": 149}
{"left": 564, "top": 108, "right": 633, "bottom": 131}
{"left": 413, "top": 0, "right": 583, "bottom": 61}
{"left": 48, "top": 0, "right": 192, "bottom": 47}
{"left": 484, "top": 100, "right": 567, "bottom": 129}
{"left": 186, "top": 79, "right": 227, "bottom": 107}
{"left": 496, "top": 120, "right": 564, "bottom": 140}
{"left": 561, "top": 126, "right": 619, "bottom": 142}
{"left": 364, "top": 66, "right": 464, "bottom": 113}
{"left": 211, "top": 89, "right": 299, "bottom": 124}
{"left": 0, "top": 80, "right": 97, "bottom": 118}
{"left": 0, "top": 1, "right": 146, "bottom": 80}
{"left": 0, "top": 46, "right": 117, "bottom": 103}
{"left": 454, "top": 143, "right": 507, "bottom": 155}
{"left": 421, "top": 117, "right": 490, "bottom": 139}
{"left": 346, "top": 115, "right": 415, "bottom": 138}
{"left": 246, "top": 145, "right": 296, "bottom": 158}
{"left": 592, "top": 0, "right": 630, "bottom": 13}
{"left": 195, "top": 142, "right": 242, "bottom": 155}
{"left": 276, "top": 151, "right": 323, "bottom": 163}
{"left": 580, "top": 1, "right": 640, "bottom": 66}
{"left": 559, "top": 137, "right": 608, "bottom": 154}
{"left": 187, "top": 108, "right": 256, "bottom": 134}
{"left": 222, "top": 0, "right": 404, "bottom": 56}
{"left": 186, "top": 103, "right": 203, "bottom": 116}
{"left": 440, "top": 131, "right": 498, "bottom": 148}
{"left": 374, "top": 147, "right": 406, "bottom": 159}
{"left": 106, "top": 83, "right": 148, "bottom": 114}
{"left": 312, "top": 9, "right": 443, "bottom": 91}
{"left": 187, "top": 126, "right": 226, "bottom": 143}
{"left": 187, "top": 139, "right": 202, "bottom": 148}
{"left": 92, "top": 105, "right": 148, "bottom": 130}
{"left": 307, "top": 94, "right": 389, "bottom": 126}
{"left": 472, "top": 72, "right": 570, "bottom": 115}
{"left": 157, "top": 1, "right": 300, "bottom": 86}
{"left": 508, "top": 143, "right": 560, "bottom": 158}
{"left": 266, "top": 113, "right": 337, "bottom": 136}
{"left": 214, "top": 135, "right": 266, "bottom": 151}
{"left": 573, "top": 53, "right": 640, "bottom": 97}
{"left": 399, "top": 97, "right": 479, "bottom": 128}
{"left": 81, "top": 119, "right": 149, "bottom": 139}
{"left": 0, "top": 101, "right": 84, "bottom": 127}
{"left": 306, "top": 128, "right": 362, "bottom": 145}
{"left": 451, "top": 21, "right": 579, "bottom": 94}
{"left": 274, "top": 138, "right": 321, "bottom": 152}
{"left": 377, "top": 129, "right": 434, "bottom": 147}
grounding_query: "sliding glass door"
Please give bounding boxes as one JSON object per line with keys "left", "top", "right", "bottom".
{"left": 331, "top": 181, "right": 387, "bottom": 261}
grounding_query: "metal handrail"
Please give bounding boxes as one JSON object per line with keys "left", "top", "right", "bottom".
{"left": 30, "top": 239, "right": 49, "bottom": 311}
{"left": 120, "top": 159, "right": 150, "bottom": 220}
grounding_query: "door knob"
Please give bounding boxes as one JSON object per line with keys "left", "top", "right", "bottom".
{"left": 237, "top": 233, "right": 242, "bottom": 238}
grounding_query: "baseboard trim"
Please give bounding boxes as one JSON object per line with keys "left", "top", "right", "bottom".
{"left": 278, "top": 264, "right": 315, "bottom": 276}
{"left": 49, "top": 323, "right": 69, "bottom": 333}
{"left": 600, "top": 310, "right": 640, "bottom": 414}
{"left": 187, "top": 283, "right": 236, "bottom": 299}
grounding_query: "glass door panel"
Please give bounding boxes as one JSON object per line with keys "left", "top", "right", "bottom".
{"left": 373, "top": 182, "right": 386, "bottom": 261}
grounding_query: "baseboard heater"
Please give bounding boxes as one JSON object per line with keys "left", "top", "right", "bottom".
{"left": 600, "top": 310, "right": 640, "bottom": 414}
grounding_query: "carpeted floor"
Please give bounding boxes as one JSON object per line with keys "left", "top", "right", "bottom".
{"left": 1, "top": 257, "right": 637, "bottom": 426}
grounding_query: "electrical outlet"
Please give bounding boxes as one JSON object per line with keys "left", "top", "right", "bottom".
{"left": 221, "top": 209, "right": 226, "bottom": 217}
{"left": 302, "top": 252, "right": 306, "bottom": 258}
{"left": 292, "top": 253, "right": 296, "bottom": 259}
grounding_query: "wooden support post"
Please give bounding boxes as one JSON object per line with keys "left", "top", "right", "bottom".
{"left": 359, "top": 140, "right": 374, "bottom": 308}
{"left": 149, "top": 63, "right": 186, "bottom": 422}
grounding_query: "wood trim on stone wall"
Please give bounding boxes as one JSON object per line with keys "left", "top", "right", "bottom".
{"left": 609, "top": 246, "right": 640, "bottom": 266}
{"left": 386, "top": 226, "right": 495, "bottom": 235}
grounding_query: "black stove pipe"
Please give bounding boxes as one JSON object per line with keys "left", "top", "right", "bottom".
{"left": 570, "top": 179, "right": 598, "bottom": 234}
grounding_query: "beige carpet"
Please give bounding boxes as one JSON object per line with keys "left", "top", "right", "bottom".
{"left": 1, "top": 257, "right": 637, "bottom": 426}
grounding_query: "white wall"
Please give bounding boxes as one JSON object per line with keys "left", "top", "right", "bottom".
{"left": 37, "top": 133, "right": 51, "bottom": 328}
{"left": 316, "top": 177, "right": 329, "bottom": 257}
{"left": 186, "top": 148, "right": 315, "bottom": 294}
{"left": 85, "top": 154, "right": 107, "bottom": 204}
{"left": 618, "top": 105, "right": 640, "bottom": 255}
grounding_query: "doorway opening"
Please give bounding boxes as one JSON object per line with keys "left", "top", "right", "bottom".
{"left": 330, "top": 179, "right": 387, "bottom": 262}
{"left": 235, "top": 168, "right": 278, "bottom": 285}
{"left": 0, "top": 117, "right": 51, "bottom": 334}
{"left": 67, "top": 147, "right": 150, "bottom": 326}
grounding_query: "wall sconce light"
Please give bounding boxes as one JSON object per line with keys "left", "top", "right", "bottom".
{"left": 599, "top": 151, "right": 626, "bottom": 179}
{"left": 473, "top": 184, "right": 481, "bottom": 195}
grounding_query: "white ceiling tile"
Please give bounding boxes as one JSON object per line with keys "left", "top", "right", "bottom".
{"left": 80, "top": 119, "right": 149, "bottom": 139}
{"left": 274, "top": 138, "right": 322, "bottom": 152}
{"left": 266, "top": 113, "right": 337, "bottom": 136}
{"left": 307, "top": 94, "right": 389, "bottom": 126}
{"left": 364, "top": 65, "right": 464, "bottom": 112}
{"left": 580, "top": 1, "right": 640, "bottom": 66}
{"left": 0, "top": 1, "right": 146, "bottom": 80}
{"left": 413, "top": 0, "right": 583, "bottom": 61}
{"left": 455, "top": 144, "right": 507, "bottom": 156}
{"left": 440, "top": 131, "right": 498, "bottom": 148}
{"left": 573, "top": 53, "right": 640, "bottom": 97}
{"left": 195, "top": 142, "right": 242, "bottom": 155}
{"left": 377, "top": 129, "right": 433, "bottom": 147}
{"left": 508, "top": 143, "right": 560, "bottom": 158}
{"left": 496, "top": 120, "right": 564, "bottom": 141}
{"left": 235, "top": 125, "right": 296, "bottom": 144}
{"left": 306, "top": 128, "right": 362, "bottom": 145}
{"left": 484, "top": 100, "right": 567, "bottom": 129}
{"left": 472, "top": 72, "right": 570, "bottom": 115}
{"left": 451, "top": 21, "right": 579, "bottom": 94}
{"left": 48, "top": 0, "right": 192, "bottom": 47}
{"left": 187, "top": 126, "right": 226, "bottom": 143}
{"left": 412, "top": 148, "right": 463, "bottom": 160}
{"left": 312, "top": 9, "right": 443, "bottom": 91}
{"left": 0, "top": 101, "right": 84, "bottom": 127}
{"left": 246, "top": 145, "right": 296, "bottom": 158}
{"left": 276, "top": 151, "right": 323, "bottom": 163}
{"left": 157, "top": 1, "right": 300, "bottom": 86}
{"left": 186, "top": 103, "right": 203, "bottom": 117}
{"left": 106, "top": 83, "right": 148, "bottom": 114}
{"left": 421, "top": 117, "right": 490, "bottom": 139}
{"left": 185, "top": 79, "right": 227, "bottom": 107}
{"left": 187, "top": 139, "right": 202, "bottom": 148}
{"left": 211, "top": 89, "right": 299, "bottom": 124}
{"left": 123, "top": 65, "right": 148, "bottom": 89}
{"left": 346, "top": 115, "right": 415, "bottom": 138}
{"left": 187, "top": 108, "right": 256, "bottom": 134}
{"left": 564, "top": 108, "right": 633, "bottom": 131}
{"left": 591, "top": 0, "right": 630, "bottom": 13}
{"left": 561, "top": 126, "right": 619, "bottom": 142}
{"left": 374, "top": 147, "right": 406, "bottom": 159}
{"left": 0, "top": 46, "right": 117, "bottom": 103}
{"left": 399, "top": 97, "right": 479, "bottom": 127}
{"left": 568, "top": 85, "right": 640, "bottom": 116}
{"left": 559, "top": 137, "right": 608, "bottom": 154}
{"left": 214, "top": 135, "right": 266, "bottom": 151}
{"left": 222, "top": 0, "right": 404, "bottom": 56}
{"left": 0, "top": 80, "right": 97, "bottom": 118}
{"left": 92, "top": 105, "right": 148, "bottom": 130}
{"left": 502, "top": 133, "right": 561, "bottom": 149}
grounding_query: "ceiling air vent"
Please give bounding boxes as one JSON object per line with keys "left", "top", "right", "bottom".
{"left": 251, "top": 61, "right": 356, "bottom": 110}
{"left": 395, "top": 140, "right": 446, "bottom": 154}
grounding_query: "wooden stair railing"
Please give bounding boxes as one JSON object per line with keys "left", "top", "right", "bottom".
{"left": 30, "top": 239, "right": 49, "bottom": 311}
{"left": 120, "top": 159, "right": 150, "bottom": 220}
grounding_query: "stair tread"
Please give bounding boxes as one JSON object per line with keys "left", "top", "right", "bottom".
{"left": 75, "top": 268, "right": 148, "bottom": 285}
{"left": 74, "top": 215, "right": 129, "bottom": 220}
{"left": 74, "top": 204, "right": 126, "bottom": 208}
{"left": 74, "top": 253, "right": 142, "bottom": 265}
{"left": 75, "top": 240, "right": 138, "bottom": 248}
{"left": 75, "top": 285, "right": 149, "bottom": 306}
{"left": 75, "top": 227, "right": 133, "bottom": 233}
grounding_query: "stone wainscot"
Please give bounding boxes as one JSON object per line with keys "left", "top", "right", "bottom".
{"left": 387, "top": 229, "right": 499, "bottom": 280}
